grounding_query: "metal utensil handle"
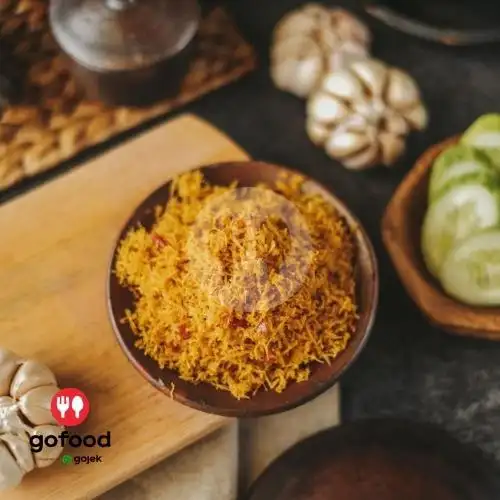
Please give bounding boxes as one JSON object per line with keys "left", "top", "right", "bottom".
{"left": 366, "top": 3, "right": 500, "bottom": 46}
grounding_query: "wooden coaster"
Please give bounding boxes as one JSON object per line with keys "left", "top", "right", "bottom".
{"left": 0, "top": 1, "right": 257, "bottom": 191}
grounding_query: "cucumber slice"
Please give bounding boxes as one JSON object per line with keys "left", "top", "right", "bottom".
{"left": 461, "top": 114, "right": 500, "bottom": 167}
{"left": 421, "top": 183, "right": 500, "bottom": 277}
{"left": 431, "top": 171, "right": 500, "bottom": 204}
{"left": 440, "top": 229, "right": 500, "bottom": 306}
{"left": 429, "top": 144, "right": 496, "bottom": 202}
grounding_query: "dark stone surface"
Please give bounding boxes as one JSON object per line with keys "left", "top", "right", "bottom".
{"left": 3, "top": 0, "right": 500, "bottom": 462}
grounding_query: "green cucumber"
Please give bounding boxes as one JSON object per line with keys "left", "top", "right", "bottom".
{"left": 431, "top": 171, "right": 500, "bottom": 204}
{"left": 421, "top": 182, "right": 500, "bottom": 278}
{"left": 440, "top": 229, "right": 500, "bottom": 306}
{"left": 429, "top": 144, "right": 496, "bottom": 202}
{"left": 461, "top": 114, "right": 500, "bottom": 167}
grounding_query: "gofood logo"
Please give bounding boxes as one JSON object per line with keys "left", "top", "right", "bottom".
{"left": 29, "top": 388, "right": 111, "bottom": 465}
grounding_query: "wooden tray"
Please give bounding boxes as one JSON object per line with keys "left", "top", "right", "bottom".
{"left": 382, "top": 136, "right": 500, "bottom": 340}
{"left": 0, "top": 113, "right": 250, "bottom": 500}
{"left": 0, "top": 1, "right": 256, "bottom": 191}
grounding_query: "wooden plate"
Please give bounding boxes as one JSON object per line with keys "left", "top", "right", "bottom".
{"left": 107, "top": 161, "right": 379, "bottom": 417}
{"left": 382, "top": 137, "right": 500, "bottom": 340}
{"left": 246, "top": 418, "right": 500, "bottom": 500}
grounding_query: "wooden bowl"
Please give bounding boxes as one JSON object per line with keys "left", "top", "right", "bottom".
{"left": 246, "top": 418, "right": 500, "bottom": 500}
{"left": 382, "top": 137, "right": 500, "bottom": 340}
{"left": 107, "top": 161, "right": 379, "bottom": 417}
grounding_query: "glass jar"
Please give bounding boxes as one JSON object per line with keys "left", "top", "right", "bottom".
{"left": 50, "top": 0, "right": 201, "bottom": 106}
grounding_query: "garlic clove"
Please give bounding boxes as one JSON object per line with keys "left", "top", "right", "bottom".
{"left": 329, "top": 8, "right": 372, "bottom": 47}
{"left": 274, "top": 4, "right": 327, "bottom": 40}
{"left": 322, "top": 70, "right": 365, "bottom": 102}
{"left": 386, "top": 68, "right": 421, "bottom": 111}
{"left": 379, "top": 132, "right": 406, "bottom": 166}
{"left": 307, "top": 91, "right": 349, "bottom": 125}
{"left": 10, "top": 360, "right": 57, "bottom": 399}
{"left": 341, "top": 143, "right": 380, "bottom": 170}
{"left": 325, "top": 129, "right": 371, "bottom": 159}
{"left": 0, "top": 349, "right": 22, "bottom": 397}
{"left": 18, "top": 385, "right": 58, "bottom": 426}
{"left": 350, "top": 59, "right": 388, "bottom": 98}
{"left": 272, "top": 57, "right": 323, "bottom": 98}
{"left": 271, "top": 35, "right": 324, "bottom": 98}
{"left": 403, "top": 103, "right": 428, "bottom": 131}
{"left": 0, "top": 433, "right": 34, "bottom": 473}
{"left": 274, "top": 15, "right": 317, "bottom": 41}
{"left": 306, "top": 117, "right": 330, "bottom": 145}
{"left": 0, "top": 441, "right": 25, "bottom": 491}
{"left": 343, "top": 113, "right": 371, "bottom": 133}
{"left": 271, "top": 33, "right": 319, "bottom": 59}
{"left": 302, "top": 3, "right": 330, "bottom": 19}
{"left": 0, "top": 397, "right": 29, "bottom": 435}
{"left": 327, "top": 40, "right": 369, "bottom": 73}
{"left": 318, "top": 24, "right": 341, "bottom": 53}
{"left": 384, "top": 112, "right": 410, "bottom": 136}
{"left": 31, "top": 425, "right": 64, "bottom": 468}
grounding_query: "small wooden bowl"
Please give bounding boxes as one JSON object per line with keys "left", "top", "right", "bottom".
{"left": 107, "top": 161, "right": 379, "bottom": 417}
{"left": 382, "top": 137, "right": 500, "bottom": 340}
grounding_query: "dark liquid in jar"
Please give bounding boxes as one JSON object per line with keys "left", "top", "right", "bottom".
{"left": 69, "top": 38, "right": 195, "bottom": 107}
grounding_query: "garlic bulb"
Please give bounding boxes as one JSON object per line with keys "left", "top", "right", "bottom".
{"left": 270, "top": 3, "right": 371, "bottom": 98}
{"left": 0, "top": 349, "right": 64, "bottom": 490}
{"left": 306, "top": 58, "right": 428, "bottom": 170}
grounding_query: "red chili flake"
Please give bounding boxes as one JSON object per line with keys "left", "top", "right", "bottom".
{"left": 262, "top": 351, "right": 276, "bottom": 363}
{"left": 276, "top": 219, "right": 287, "bottom": 231}
{"left": 264, "top": 256, "right": 276, "bottom": 269}
{"left": 328, "top": 271, "right": 339, "bottom": 282}
{"left": 266, "top": 353, "right": 277, "bottom": 363}
{"left": 179, "top": 324, "right": 190, "bottom": 340}
{"left": 230, "top": 315, "right": 249, "bottom": 329}
{"left": 152, "top": 233, "right": 168, "bottom": 248}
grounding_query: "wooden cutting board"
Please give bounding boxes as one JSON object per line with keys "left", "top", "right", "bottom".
{"left": 0, "top": 114, "right": 250, "bottom": 500}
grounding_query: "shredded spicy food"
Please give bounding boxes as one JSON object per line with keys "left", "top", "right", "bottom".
{"left": 114, "top": 169, "right": 358, "bottom": 399}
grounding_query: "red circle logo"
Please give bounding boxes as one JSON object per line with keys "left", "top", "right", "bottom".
{"left": 51, "top": 388, "right": 90, "bottom": 427}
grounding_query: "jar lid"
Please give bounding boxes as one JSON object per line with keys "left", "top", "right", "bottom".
{"left": 49, "top": 0, "right": 200, "bottom": 71}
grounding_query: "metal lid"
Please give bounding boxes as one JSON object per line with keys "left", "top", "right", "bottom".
{"left": 49, "top": 0, "right": 200, "bottom": 71}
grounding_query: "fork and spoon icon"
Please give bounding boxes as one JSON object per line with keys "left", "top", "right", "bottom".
{"left": 56, "top": 395, "right": 84, "bottom": 419}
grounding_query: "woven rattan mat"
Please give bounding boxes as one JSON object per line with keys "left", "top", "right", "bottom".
{"left": 0, "top": 1, "right": 256, "bottom": 191}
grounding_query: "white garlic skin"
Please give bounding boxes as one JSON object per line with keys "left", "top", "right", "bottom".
{"left": 270, "top": 3, "right": 372, "bottom": 98}
{"left": 0, "top": 350, "right": 22, "bottom": 397}
{"left": 327, "top": 40, "right": 369, "bottom": 74}
{"left": 10, "top": 360, "right": 57, "bottom": 400}
{"left": 306, "top": 58, "right": 428, "bottom": 170}
{"left": 271, "top": 38, "right": 324, "bottom": 98}
{"left": 32, "top": 425, "right": 65, "bottom": 468}
{"left": 0, "top": 442, "right": 25, "bottom": 490}
{"left": 0, "top": 348, "right": 64, "bottom": 490}
{"left": 0, "top": 433, "right": 35, "bottom": 474}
